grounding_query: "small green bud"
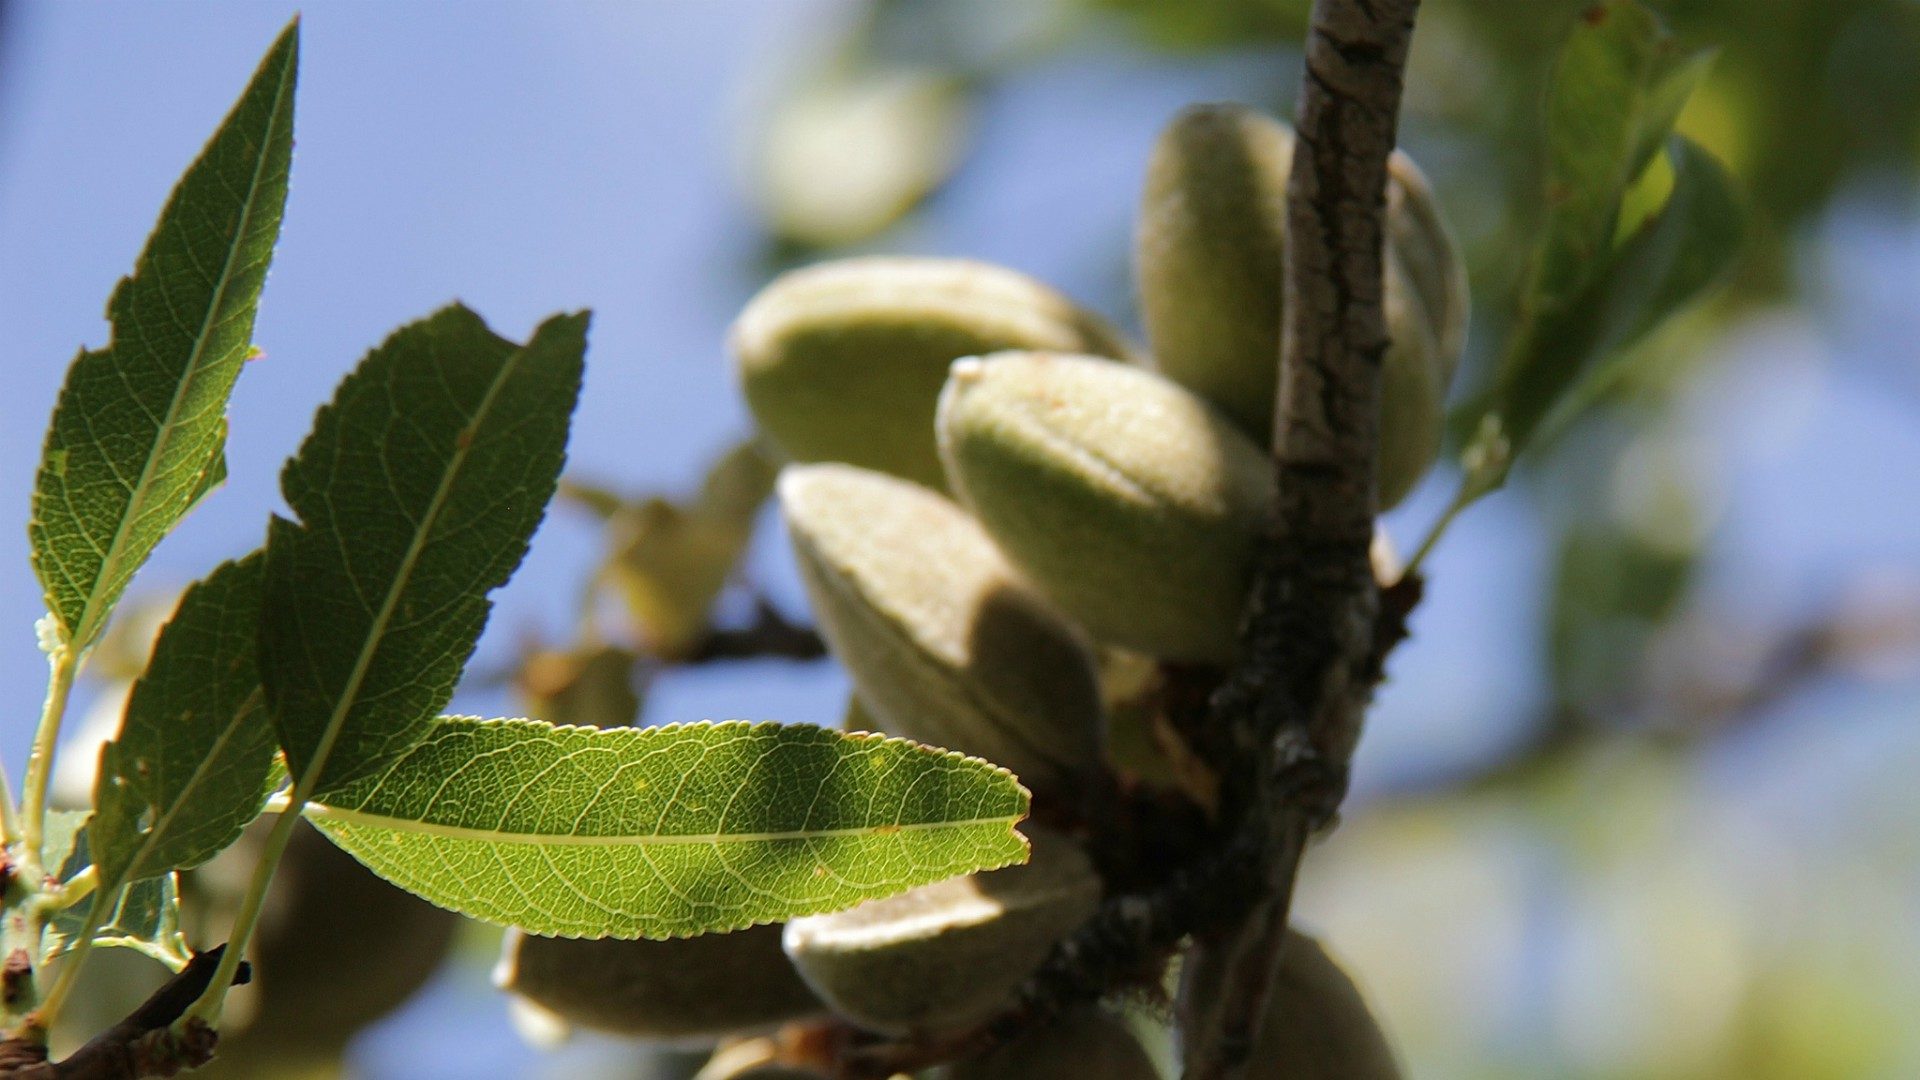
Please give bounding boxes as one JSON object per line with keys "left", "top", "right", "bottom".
{"left": 936, "top": 351, "right": 1269, "bottom": 664}
{"left": 733, "top": 258, "right": 1133, "bottom": 490}
{"left": 496, "top": 922, "right": 824, "bottom": 1042}
{"left": 1134, "top": 102, "right": 1469, "bottom": 507}
{"left": 600, "top": 439, "right": 779, "bottom": 659}
{"left": 779, "top": 463, "right": 1106, "bottom": 793}
{"left": 1183, "top": 929, "right": 1402, "bottom": 1080}
{"left": 781, "top": 828, "right": 1101, "bottom": 1036}
{"left": 949, "top": 1009, "right": 1160, "bottom": 1079}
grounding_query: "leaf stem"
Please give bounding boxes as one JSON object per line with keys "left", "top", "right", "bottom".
{"left": 46, "top": 866, "right": 96, "bottom": 911}
{"left": 1401, "top": 480, "right": 1475, "bottom": 579}
{"left": 186, "top": 792, "right": 304, "bottom": 1024}
{"left": 1401, "top": 421, "right": 1513, "bottom": 581}
{"left": 32, "top": 884, "right": 116, "bottom": 1029}
{"left": 0, "top": 751, "right": 21, "bottom": 851}
{"left": 20, "top": 647, "right": 78, "bottom": 873}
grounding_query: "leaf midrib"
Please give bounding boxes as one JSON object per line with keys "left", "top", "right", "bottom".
{"left": 291, "top": 334, "right": 528, "bottom": 798}
{"left": 67, "top": 47, "right": 295, "bottom": 653}
{"left": 304, "top": 801, "right": 1021, "bottom": 847}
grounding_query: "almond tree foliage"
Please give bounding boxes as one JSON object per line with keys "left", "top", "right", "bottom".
{"left": 0, "top": 3, "right": 1758, "bottom": 1078}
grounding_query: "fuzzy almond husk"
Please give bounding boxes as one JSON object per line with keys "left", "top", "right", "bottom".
{"left": 936, "top": 351, "right": 1270, "bottom": 664}
{"left": 781, "top": 827, "right": 1101, "bottom": 1036}
{"left": 496, "top": 922, "right": 824, "bottom": 1043}
{"left": 779, "top": 463, "right": 1106, "bottom": 793}
{"left": 1135, "top": 102, "right": 1469, "bottom": 506}
{"left": 733, "top": 257, "right": 1133, "bottom": 490}
{"left": 1182, "top": 928, "right": 1402, "bottom": 1080}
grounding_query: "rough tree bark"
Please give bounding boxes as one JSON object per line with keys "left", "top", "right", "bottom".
{"left": 1182, "top": 1, "right": 1423, "bottom": 1076}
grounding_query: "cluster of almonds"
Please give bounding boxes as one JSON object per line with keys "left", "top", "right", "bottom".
{"left": 499, "top": 102, "right": 1466, "bottom": 1079}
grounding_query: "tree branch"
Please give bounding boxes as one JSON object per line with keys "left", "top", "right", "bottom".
{"left": 0, "top": 947, "right": 250, "bottom": 1080}
{"left": 1183, "top": 2, "right": 1422, "bottom": 1077}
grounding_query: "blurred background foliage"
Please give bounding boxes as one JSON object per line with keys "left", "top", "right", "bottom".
{"left": 4, "top": 0, "right": 1919, "bottom": 1077}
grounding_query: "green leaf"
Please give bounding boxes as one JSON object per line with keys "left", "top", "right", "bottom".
{"left": 29, "top": 21, "right": 297, "bottom": 653}
{"left": 263, "top": 307, "right": 588, "bottom": 795}
{"left": 1495, "top": 1, "right": 1717, "bottom": 448}
{"left": 305, "top": 717, "right": 1031, "bottom": 939}
{"left": 42, "top": 812, "right": 191, "bottom": 972}
{"left": 1530, "top": 2, "right": 1710, "bottom": 314}
{"left": 90, "top": 553, "right": 278, "bottom": 887}
{"left": 1533, "top": 136, "right": 1744, "bottom": 435}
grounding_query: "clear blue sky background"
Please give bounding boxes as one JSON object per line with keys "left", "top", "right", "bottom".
{"left": 2, "top": 3, "right": 1918, "bottom": 1077}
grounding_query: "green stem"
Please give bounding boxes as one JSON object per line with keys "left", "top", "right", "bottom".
{"left": 20, "top": 648, "right": 78, "bottom": 873}
{"left": 32, "top": 884, "right": 116, "bottom": 1028}
{"left": 186, "top": 796, "right": 305, "bottom": 1023}
{"left": 0, "top": 750, "right": 22, "bottom": 850}
{"left": 1401, "top": 479, "right": 1476, "bottom": 580}
{"left": 46, "top": 866, "right": 96, "bottom": 912}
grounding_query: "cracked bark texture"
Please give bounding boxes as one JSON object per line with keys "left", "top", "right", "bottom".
{"left": 1184, "top": 1, "right": 1422, "bottom": 1077}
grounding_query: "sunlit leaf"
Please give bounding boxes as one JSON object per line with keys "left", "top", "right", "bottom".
{"left": 262, "top": 306, "right": 588, "bottom": 795}
{"left": 306, "top": 717, "right": 1031, "bottom": 939}
{"left": 29, "top": 21, "right": 297, "bottom": 653}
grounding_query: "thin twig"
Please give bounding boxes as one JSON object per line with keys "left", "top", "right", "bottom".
{"left": 0, "top": 946, "right": 250, "bottom": 1080}
{"left": 1183, "top": 2, "right": 1422, "bottom": 1076}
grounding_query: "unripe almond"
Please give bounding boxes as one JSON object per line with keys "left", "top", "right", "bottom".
{"left": 1136, "top": 103, "right": 1290, "bottom": 439}
{"left": 496, "top": 922, "right": 824, "bottom": 1043}
{"left": 949, "top": 1009, "right": 1160, "bottom": 1079}
{"left": 733, "top": 257, "right": 1134, "bottom": 490}
{"left": 1182, "top": 929, "right": 1402, "bottom": 1080}
{"left": 1135, "top": 103, "right": 1469, "bottom": 507}
{"left": 781, "top": 827, "right": 1100, "bottom": 1036}
{"left": 779, "top": 463, "right": 1105, "bottom": 793}
{"left": 936, "top": 352, "right": 1269, "bottom": 664}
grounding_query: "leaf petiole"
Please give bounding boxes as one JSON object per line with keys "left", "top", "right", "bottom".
{"left": 186, "top": 786, "right": 306, "bottom": 1024}
{"left": 31, "top": 882, "right": 116, "bottom": 1029}
{"left": 19, "top": 647, "right": 78, "bottom": 875}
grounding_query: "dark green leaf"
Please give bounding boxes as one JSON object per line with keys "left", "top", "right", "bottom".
{"left": 263, "top": 306, "right": 588, "bottom": 795}
{"left": 306, "top": 717, "right": 1031, "bottom": 939}
{"left": 91, "top": 553, "right": 278, "bottom": 886}
{"left": 29, "top": 22, "right": 297, "bottom": 653}
{"left": 1530, "top": 3, "right": 1710, "bottom": 313}
{"left": 1535, "top": 136, "right": 1744, "bottom": 434}
{"left": 1494, "top": 1, "right": 1720, "bottom": 449}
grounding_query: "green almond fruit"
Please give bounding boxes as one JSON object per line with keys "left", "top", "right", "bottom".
{"left": 1386, "top": 151, "right": 1471, "bottom": 379}
{"left": 779, "top": 463, "right": 1106, "bottom": 794}
{"left": 781, "top": 827, "right": 1100, "bottom": 1036}
{"left": 1183, "top": 929, "right": 1401, "bottom": 1080}
{"left": 1136, "top": 102, "right": 1291, "bottom": 440}
{"left": 1135, "top": 102, "right": 1469, "bottom": 507}
{"left": 936, "top": 351, "right": 1270, "bottom": 664}
{"left": 733, "top": 257, "right": 1134, "bottom": 490}
{"left": 496, "top": 922, "right": 824, "bottom": 1042}
{"left": 949, "top": 1009, "right": 1160, "bottom": 1079}
{"left": 1377, "top": 247, "right": 1448, "bottom": 510}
